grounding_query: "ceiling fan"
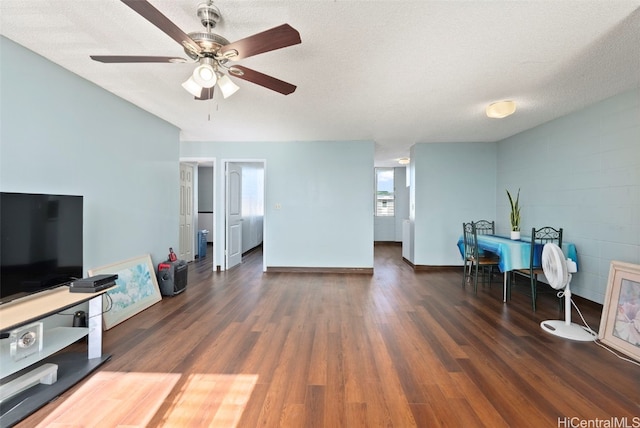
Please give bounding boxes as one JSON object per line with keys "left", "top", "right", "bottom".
{"left": 91, "top": 0, "right": 301, "bottom": 100}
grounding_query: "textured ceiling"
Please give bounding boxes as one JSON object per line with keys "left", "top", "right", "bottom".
{"left": 1, "top": 1, "right": 639, "bottom": 166}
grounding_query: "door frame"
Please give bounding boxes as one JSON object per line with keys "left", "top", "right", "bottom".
{"left": 180, "top": 157, "right": 216, "bottom": 272}
{"left": 223, "top": 159, "right": 266, "bottom": 272}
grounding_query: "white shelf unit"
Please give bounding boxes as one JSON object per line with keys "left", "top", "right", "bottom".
{"left": 0, "top": 326, "right": 89, "bottom": 379}
{"left": 0, "top": 286, "right": 112, "bottom": 426}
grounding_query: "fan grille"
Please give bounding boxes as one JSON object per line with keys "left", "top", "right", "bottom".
{"left": 542, "top": 243, "right": 568, "bottom": 289}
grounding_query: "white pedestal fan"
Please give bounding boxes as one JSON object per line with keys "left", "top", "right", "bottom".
{"left": 540, "top": 243, "right": 596, "bottom": 341}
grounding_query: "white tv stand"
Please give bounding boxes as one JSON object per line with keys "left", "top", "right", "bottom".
{"left": 0, "top": 286, "right": 112, "bottom": 426}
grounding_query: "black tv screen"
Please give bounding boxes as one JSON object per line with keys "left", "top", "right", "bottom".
{"left": 0, "top": 192, "right": 83, "bottom": 304}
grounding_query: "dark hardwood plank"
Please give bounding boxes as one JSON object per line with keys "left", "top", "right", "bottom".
{"left": 15, "top": 245, "right": 640, "bottom": 427}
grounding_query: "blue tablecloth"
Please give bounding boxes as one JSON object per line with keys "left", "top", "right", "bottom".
{"left": 457, "top": 235, "right": 578, "bottom": 273}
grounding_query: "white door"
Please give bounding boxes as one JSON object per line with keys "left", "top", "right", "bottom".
{"left": 226, "top": 162, "right": 242, "bottom": 269}
{"left": 179, "top": 163, "right": 194, "bottom": 261}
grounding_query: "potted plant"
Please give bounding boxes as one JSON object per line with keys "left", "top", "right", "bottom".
{"left": 506, "top": 188, "right": 521, "bottom": 240}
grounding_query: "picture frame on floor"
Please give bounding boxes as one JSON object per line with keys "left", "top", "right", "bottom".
{"left": 88, "top": 254, "right": 162, "bottom": 330}
{"left": 598, "top": 260, "right": 640, "bottom": 362}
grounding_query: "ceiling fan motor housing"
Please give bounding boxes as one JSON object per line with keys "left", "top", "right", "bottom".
{"left": 185, "top": 32, "right": 230, "bottom": 60}
{"left": 197, "top": 2, "right": 221, "bottom": 29}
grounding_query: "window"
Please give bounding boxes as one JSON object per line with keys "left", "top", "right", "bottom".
{"left": 375, "top": 168, "right": 394, "bottom": 216}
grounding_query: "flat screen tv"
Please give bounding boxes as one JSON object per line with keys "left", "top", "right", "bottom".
{"left": 0, "top": 192, "right": 83, "bottom": 305}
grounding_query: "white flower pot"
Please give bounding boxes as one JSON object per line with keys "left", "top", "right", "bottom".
{"left": 510, "top": 231, "right": 521, "bottom": 240}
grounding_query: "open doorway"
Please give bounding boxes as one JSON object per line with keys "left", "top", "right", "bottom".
{"left": 224, "top": 160, "right": 265, "bottom": 271}
{"left": 180, "top": 158, "right": 216, "bottom": 271}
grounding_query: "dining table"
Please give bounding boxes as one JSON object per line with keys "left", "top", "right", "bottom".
{"left": 456, "top": 234, "right": 578, "bottom": 302}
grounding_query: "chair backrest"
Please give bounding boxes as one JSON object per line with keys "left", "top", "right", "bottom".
{"left": 462, "top": 222, "right": 479, "bottom": 260}
{"left": 474, "top": 220, "right": 495, "bottom": 235}
{"left": 530, "top": 226, "right": 563, "bottom": 267}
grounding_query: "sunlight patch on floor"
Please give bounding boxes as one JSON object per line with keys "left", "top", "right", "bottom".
{"left": 160, "top": 373, "right": 259, "bottom": 427}
{"left": 36, "top": 371, "right": 181, "bottom": 427}
{"left": 32, "top": 371, "right": 258, "bottom": 427}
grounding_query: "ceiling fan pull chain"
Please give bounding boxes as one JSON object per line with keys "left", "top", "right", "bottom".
{"left": 208, "top": 102, "right": 219, "bottom": 121}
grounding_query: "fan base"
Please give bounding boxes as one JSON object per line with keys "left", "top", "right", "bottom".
{"left": 540, "top": 320, "right": 596, "bottom": 342}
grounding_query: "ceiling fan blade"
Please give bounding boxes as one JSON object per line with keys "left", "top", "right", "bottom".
{"left": 121, "top": 0, "right": 201, "bottom": 55}
{"left": 90, "top": 55, "right": 186, "bottom": 63}
{"left": 195, "top": 86, "right": 214, "bottom": 101}
{"left": 228, "top": 66, "right": 296, "bottom": 95}
{"left": 220, "top": 24, "right": 301, "bottom": 61}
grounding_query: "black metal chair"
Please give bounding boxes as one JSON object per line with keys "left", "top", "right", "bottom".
{"left": 512, "top": 226, "right": 563, "bottom": 311}
{"left": 473, "top": 220, "right": 496, "bottom": 282}
{"left": 474, "top": 220, "right": 495, "bottom": 235}
{"left": 462, "top": 222, "right": 500, "bottom": 294}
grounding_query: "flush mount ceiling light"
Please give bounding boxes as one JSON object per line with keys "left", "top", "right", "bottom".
{"left": 486, "top": 100, "right": 516, "bottom": 119}
{"left": 398, "top": 157, "right": 410, "bottom": 165}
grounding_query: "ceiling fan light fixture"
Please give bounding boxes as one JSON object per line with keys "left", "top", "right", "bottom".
{"left": 193, "top": 63, "right": 217, "bottom": 88}
{"left": 217, "top": 74, "right": 240, "bottom": 99}
{"left": 182, "top": 76, "right": 203, "bottom": 97}
{"left": 486, "top": 100, "right": 516, "bottom": 119}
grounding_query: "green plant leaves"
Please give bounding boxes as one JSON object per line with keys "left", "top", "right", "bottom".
{"left": 506, "top": 188, "right": 520, "bottom": 231}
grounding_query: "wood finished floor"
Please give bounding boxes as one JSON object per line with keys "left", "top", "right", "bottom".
{"left": 19, "top": 244, "right": 640, "bottom": 427}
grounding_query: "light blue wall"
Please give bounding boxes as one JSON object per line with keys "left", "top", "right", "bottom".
{"left": 394, "top": 167, "right": 410, "bottom": 240}
{"left": 374, "top": 167, "right": 409, "bottom": 242}
{"left": 0, "top": 37, "right": 181, "bottom": 272}
{"left": 4, "top": 36, "right": 635, "bottom": 303}
{"left": 410, "top": 142, "right": 498, "bottom": 266}
{"left": 197, "top": 166, "right": 214, "bottom": 211}
{"left": 181, "top": 140, "right": 375, "bottom": 269}
{"left": 497, "top": 89, "right": 640, "bottom": 303}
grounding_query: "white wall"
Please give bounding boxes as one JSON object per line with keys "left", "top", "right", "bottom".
{"left": 0, "top": 36, "right": 181, "bottom": 271}
{"left": 181, "top": 141, "right": 375, "bottom": 269}
{"left": 496, "top": 89, "right": 640, "bottom": 303}
{"left": 410, "top": 142, "right": 498, "bottom": 266}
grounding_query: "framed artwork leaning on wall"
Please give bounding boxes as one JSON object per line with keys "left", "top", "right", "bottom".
{"left": 88, "top": 254, "right": 162, "bottom": 330}
{"left": 598, "top": 260, "right": 640, "bottom": 362}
